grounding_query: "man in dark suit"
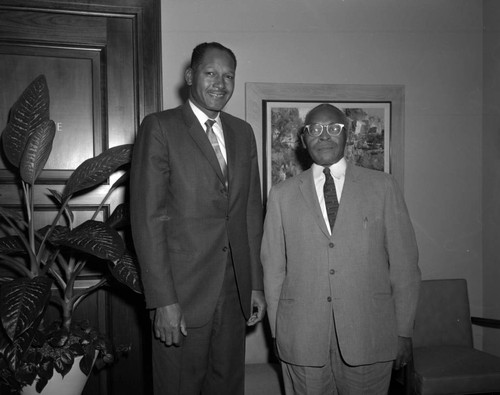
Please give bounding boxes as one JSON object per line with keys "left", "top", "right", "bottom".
{"left": 130, "top": 42, "right": 266, "bottom": 395}
{"left": 262, "top": 104, "right": 420, "bottom": 394}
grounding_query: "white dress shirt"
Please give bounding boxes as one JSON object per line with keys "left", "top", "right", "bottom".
{"left": 189, "top": 100, "right": 227, "bottom": 162}
{"left": 312, "top": 157, "right": 347, "bottom": 234}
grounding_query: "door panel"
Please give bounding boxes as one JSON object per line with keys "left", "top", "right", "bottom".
{"left": 0, "top": 46, "right": 102, "bottom": 181}
{"left": 0, "top": 1, "right": 160, "bottom": 394}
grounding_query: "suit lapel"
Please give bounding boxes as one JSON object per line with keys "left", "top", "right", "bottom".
{"left": 220, "top": 113, "right": 236, "bottom": 187}
{"left": 182, "top": 103, "right": 226, "bottom": 185}
{"left": 298, "top": 170, "right": 331, "bottom": 238}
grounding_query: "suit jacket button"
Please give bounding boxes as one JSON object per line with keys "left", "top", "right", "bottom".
{"left": 329, "top": 243, "right": 334, "bottom": 248}
{"left": 327, "top": 296, "right": 332, "bottom": 302}
{"left": 222, "top": 246, "right": 228, "bottom": 252}
{"left": 329, "top": 269, "right": 335, "bottom": 275}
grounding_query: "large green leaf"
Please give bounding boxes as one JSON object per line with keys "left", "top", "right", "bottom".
{"left": 54, "top": 220, "right": 125, "bottom": 261}
{"left": 111, "top": 250, "right": 142, "bottom": 294}
{"left": 0, "top": 277, "right": 52, "bottom": 342}
{"left": 106, "top": 203, "right": 129, "bottom": 230}
{"left": 1, "top": 75, "right": 50, "bottom": 168}
{"left": 19, "top": 119, "right": 56, "bottom": 185}
{"left": 0, "top": 324, "right": 38, "bottom": 373}
{"left": 0, "top": 236, "right": 25, "bottom": 255}
{"left": 79, "top": 345, "right": 96, "bottom": 376}
{"left": 0, "top": 206, "right": 24, "bottom": 223}
{"left": 38, "top": 225, "right": 70, "bottom": 244}
{"left": 62, "top": 144, "right": 133, "bottom": 200}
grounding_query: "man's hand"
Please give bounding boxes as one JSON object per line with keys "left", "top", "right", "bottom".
{"left": 153, "top": 303, "right": 187, "bottom": 346}
{"left": 246, "top": 290, "right": 266, "bottom": 326}
{"left": 394, "top": 336, "right": 412, "bottom": 370}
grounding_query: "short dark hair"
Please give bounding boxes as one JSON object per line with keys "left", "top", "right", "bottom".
{"left": 190, "top": 42, "right": 237, "bottom": 71}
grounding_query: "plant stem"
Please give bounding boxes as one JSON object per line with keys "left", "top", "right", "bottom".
{"left": 0, "top": 254, "right": 33, "bottom": 277}
{"left": 0, "top": 211, "right": 36, "bottom": 273}
{"left": 62, "top": 286, "right": 74, "bottom": 332}
{"left": 40, "top": 248, "right": 60, "bottom": 276}
{"left": 22, "top": 181, "right": 38, "bottom": 276}
{"left": 73, "top": 278, "right": 107, "bottom": 309}
{"left": 37, "top": 197, "right": 71, "bottom": 263}
{"left": 47, "top": 265, "right": 66, "bottom": 290}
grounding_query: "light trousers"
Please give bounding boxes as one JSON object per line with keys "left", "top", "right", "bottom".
{"left": 281, "top": 311, "right": 393, "bottom": 395}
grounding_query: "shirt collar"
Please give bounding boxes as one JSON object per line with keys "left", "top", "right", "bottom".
{"left": 312, "top": 157, "right": 347, "bottom": 180}
{"left": 189, "top": 100, "right": 221, "bottom": 128}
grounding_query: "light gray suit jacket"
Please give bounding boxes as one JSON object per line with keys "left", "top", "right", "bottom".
{"left": 261, "top": 164, "right": 420, "bottom": 367}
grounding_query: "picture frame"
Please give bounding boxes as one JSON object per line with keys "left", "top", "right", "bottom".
{"left": 245, "top": 83, "right": 405, "bottom": 199}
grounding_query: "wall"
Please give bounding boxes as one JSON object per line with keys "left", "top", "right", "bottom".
{"left": 483, "top": 0, "right": 500, "bottom": 355}
{"left": 161, "top": 0, "right": 489, "bottom": 350}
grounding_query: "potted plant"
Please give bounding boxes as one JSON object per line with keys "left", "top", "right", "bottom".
{"left": 0, "top": 75, "right": 142, "bottom": 394}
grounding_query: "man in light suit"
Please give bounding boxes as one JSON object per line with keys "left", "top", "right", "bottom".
{"left": 262, "top": 103, "right": 420, "bottom": 394}
{"left": 130, "top": 42, "right": 266, "bottom": 395}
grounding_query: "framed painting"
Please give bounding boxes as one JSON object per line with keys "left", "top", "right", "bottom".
{"left": 245, "top": 83, "right": 405, "bottom": 199}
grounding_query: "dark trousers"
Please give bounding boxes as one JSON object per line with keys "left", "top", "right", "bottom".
{"left": 152, "top": 257, "right": 246, "bottom": 395}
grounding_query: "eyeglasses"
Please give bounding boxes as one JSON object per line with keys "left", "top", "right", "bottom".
{"left": 303, "top": 123, "right": 344, "bottom": 137}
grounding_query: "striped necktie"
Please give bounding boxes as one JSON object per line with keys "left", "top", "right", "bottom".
{"left": 205, "top": 119, "right": 228, "bottom": 186}
{"left": 323, "top": 167, "right": 339, "bottom": 230}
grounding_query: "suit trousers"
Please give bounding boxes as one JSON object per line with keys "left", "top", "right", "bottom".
{"left": 152, "top": 254, "right": 246, "bottom": 395}
{"left": 281, "top": 310, "right": 393, "bottom": 395}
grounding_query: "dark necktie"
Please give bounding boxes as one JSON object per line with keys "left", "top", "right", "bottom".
{"left": 323, "top": 167, "right": 339, "bottom": 230}
{"left": 205, "top": 119, "right": 228, "bottom": 186}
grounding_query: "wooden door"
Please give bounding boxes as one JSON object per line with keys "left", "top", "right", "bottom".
{"left": 0, "top": 1, "right": 161, "bottom": 394}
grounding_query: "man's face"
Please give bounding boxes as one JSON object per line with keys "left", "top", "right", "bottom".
{"left": 301, "top": 106, "right": 347, "bottom": 167}
{"left": 185, "top": 48, "right": 235, "bottom": 118}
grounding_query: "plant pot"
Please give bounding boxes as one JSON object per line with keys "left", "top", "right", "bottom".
{"left": 21, "top": 353, "right": 97, "bottom": 395}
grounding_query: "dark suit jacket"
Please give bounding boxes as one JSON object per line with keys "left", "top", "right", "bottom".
{"left": 262, "top": 164, "right": 420, "bottom": 366}
{"left": 130, "top": 102, "right": 263, "bottom": 327}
